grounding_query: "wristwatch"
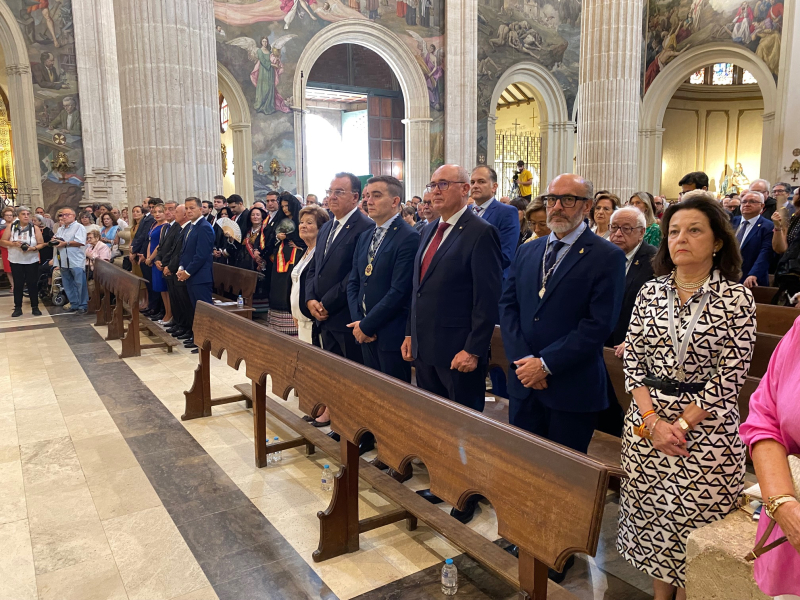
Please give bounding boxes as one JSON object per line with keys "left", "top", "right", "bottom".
{"left": 676, "top": 417, "right": 692, "bottom": 433}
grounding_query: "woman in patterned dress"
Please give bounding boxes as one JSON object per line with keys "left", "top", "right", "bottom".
{"left": 618, "top": 192, "right": 756, "bottom": 600}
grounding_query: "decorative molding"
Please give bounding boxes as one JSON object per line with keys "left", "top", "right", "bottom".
{"left": 5, "top": 64, "right": 30, "bottom": 75}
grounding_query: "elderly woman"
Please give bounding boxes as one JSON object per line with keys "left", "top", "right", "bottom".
{"left": 618, "top": 191, "right": 755, "bottom": 600}
{"left": 524, "top": 196, "right": 551, "bottom": 242}
{"left": 630, "top": 191, "right": 662, "bottom": 247}
{"left": 591, "top": 193, "right": 619, "bottom": 239}
{"left": 291, "top": 205, "right": 329, "bottom": 346}
{"left": 0, "top": 207, "right": 45, "bottom": 317}
{"left": 85, "top": 227, "right": 111, "bottom": 268}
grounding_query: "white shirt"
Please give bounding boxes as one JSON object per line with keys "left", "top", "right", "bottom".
{"left": 736, "top": 215, "right": 759, "bottom": 245}
{"left": 179, "top": 217, "right": 205, "bottom": 275}
{"left": 328, "top": 205, "right": 360, "bottom": 246}
{"left": 291, "top": 246, "right": 316, "bottom": 323}
{"left": 473, "top": 197, "right": 494, "bottom": 217}
{"left": 624, "top": 241, "right": 643, "bottom": 275}
{"left": 544, "top": 221, "right": 587, "bottom": 275}
{"left": 423, "top": 204, "right": 469, "bottom": 256}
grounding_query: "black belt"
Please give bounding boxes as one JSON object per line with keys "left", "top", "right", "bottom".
{"left": 643, "top": 374, "right": 707, "bottom": 396}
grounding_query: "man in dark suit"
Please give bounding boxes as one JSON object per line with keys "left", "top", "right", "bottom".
{"left": 31, "top": 52, "right": 63, "bottom": 89}
{"left": 469, "top": 165, "right": 520, "bottom": 277}
{"left": 402, "top": 164, "right": 502, "bottom": 522}
{"left": 156, "top": 205, "right": 191, "bottom": 337}
{"left": 202, "top": 201, "right": 216, "bottom": 225}
{"left": 177, "top": 197, "right": 215, "bottom": 352}
{"left": 347, "top": 175, "right": 419, "bottom": 383}
{"left": 227, "top": 194, "right": 250, "bottom": 233}
{"left": 600, "top": 206, "right": 657, "bottom": 436}
{"left": 306, "top": 172, "right": 374, "bottom": 362}
{"left": 733, "top": 190, "right": 774, "bottom": 288}
{"left": 414, "top": 191, "right": 433, "bottom": 232}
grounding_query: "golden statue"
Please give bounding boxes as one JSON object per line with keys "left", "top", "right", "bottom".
{"left": 729, "top": 162, "right": 751, "bottom": 194}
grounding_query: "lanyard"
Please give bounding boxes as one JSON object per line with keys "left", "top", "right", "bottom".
{"left": 666, "top": 287, "right": 710, "bottom": 382}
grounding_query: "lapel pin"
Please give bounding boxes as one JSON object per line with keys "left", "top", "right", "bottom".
{"left": 346, "top": 225, "right": 351, "bottom": 229}
{"left": 579, "top": 248, "right": 584, "bottom": 254}
{"left": 459, "top": 226, "right": 463, "bottom": 230}
{"left": 634, "top": 260, "right": 639, "bottom": 266}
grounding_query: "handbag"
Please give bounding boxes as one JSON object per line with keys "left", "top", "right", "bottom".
{"left": 746, "top": 454, "right": 800, "bottom": 561}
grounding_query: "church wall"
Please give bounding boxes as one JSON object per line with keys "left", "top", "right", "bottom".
{"left": 645, "top": 0, "right": 784, "bottom": 95}
{"left": 6, "top": 0, "right": 85, "bottom": 212}
{"left": 222, "top": 125, "right": 235, "bottom": 198}
{"left": 213, "top": 0, "right": 444, "bottom": 200}
{"left": 661, "top": 92, "right": 763, "bottom": 197}
{"left": 476, "top": 0, "right": 581, "bottom": 163}
{"left": 495, "top": 99, "right": 540, "bottom": 137}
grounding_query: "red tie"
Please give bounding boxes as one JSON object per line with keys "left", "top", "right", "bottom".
{"left": 420, "top": 222, "right": 451, "bottom": 280}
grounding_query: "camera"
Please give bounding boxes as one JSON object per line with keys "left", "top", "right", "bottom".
{"left": 48, "top": 237, "right": 63, "bottom": 247}
{"left": 20, "top": 243, "right": 29, "bottom": 252}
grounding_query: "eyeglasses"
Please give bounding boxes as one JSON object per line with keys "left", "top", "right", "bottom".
{"left": 773, "top": 189, "right": 788, "bottom": 195}
{"left": 325, "top": 189, "right": 353, "bottom": 198}
{"left": 543, "top": 195, "right": 588, "bottom": 208}
{"left": 740, "top": 200, "right": 762, "bottom": 205}
{"left": 421, "top": 200, "right": 433, "bottom": 206}
{"left": 609, "top": 224, "right": 643, "bottom": 235}
{"left": 425, "top": 181, "right": 466, "bottom": 192}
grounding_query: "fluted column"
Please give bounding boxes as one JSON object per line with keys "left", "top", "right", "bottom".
{"left": 444, "top": 0, "right": 477, "bottom": 169}
{"left": 73, "top": 0, "right": 127, "bottom": 207}
{"left": 113, "top": 0, "right": 222, "bottom": 207}
{"left": 5, "top": 64, "right": 43, "bottom": 208}
{"left": 403, "top": 117, "right": 432, "bottom": 202}
{"left": 577, "top": 0, "right": 644, "bottom": 199}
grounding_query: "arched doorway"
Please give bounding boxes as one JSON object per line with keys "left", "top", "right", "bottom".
{"left": 639, "top": 44, "right": 777, "bottom": 195}
{"left": 488, "top": 62, "right": 573, "bottom": 194}
{"left": 293, "top": 21, "right": 430, "bottom": 202}
{"left": 0, "top": 2, "right": 42, "bottom": 207}
{"left": 218, "top": 63, "right": 253, "bottom": 205}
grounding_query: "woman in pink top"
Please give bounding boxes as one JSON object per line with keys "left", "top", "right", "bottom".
{"left": 85, "top": 229, "right": 111, "bottom": 268}
{"left": 740, "top": 316, "right": 800, "bottom": 599}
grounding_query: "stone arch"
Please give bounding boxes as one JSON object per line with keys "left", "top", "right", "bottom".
{"left": 488, "top": 62, "right": 573, "bottom": 186}
{"left": 639, "top": 43, "right": 778, "bottom": 194}
{"left": 218, "top": 62, "right": 254, "bottom": 205}
{"left": 292, "top": 20, "right": 431, "bottom": 201}
{"left": 0, "top": 2, "right": 42, "bottom": 207}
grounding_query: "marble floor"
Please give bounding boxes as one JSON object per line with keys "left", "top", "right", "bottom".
{"left": 0, "top": 292, "right": 654, "bottom": 600}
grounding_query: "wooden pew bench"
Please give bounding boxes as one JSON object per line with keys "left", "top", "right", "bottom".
{"left": 751, "top": 286, "right": 779, "bottom": 305}
{"left": 211, "top": 263, "right": 259, "bottom": 319}
{"left": 184, "top": 303, "right": 613, "bottom": 600}
{"left": 755, "top": 303, "right": 800, "bottom": 337}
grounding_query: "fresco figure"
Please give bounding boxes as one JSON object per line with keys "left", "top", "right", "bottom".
{"left": 729, "top": 2, "right": 756, "bottom": 44}
{"left": 226, "top": 35, "right": 296, "bottom": 115}
{"left": 27, "top": 0, "right": 60, "bottom": 48}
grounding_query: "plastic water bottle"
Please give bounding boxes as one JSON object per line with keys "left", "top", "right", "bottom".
{"left": 237, "top": 294, "right": 244, "bottom": 308}
{"left": 321, "top": 465, "right": 333, "bottom": 492}
{"left": 271, "top": 437, "right": 282, "bottom": 462}
{"left": 441, "top": 558, "right": 458, "bottom": 595}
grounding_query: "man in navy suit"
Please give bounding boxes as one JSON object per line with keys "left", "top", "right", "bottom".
{"left": 500, "top": 174, "right": 625, "bottom": 454}
{"left": 347, "top": 176, "right": 419, "bottom": 383}
{"left": 469, "top": 165, "right": 520, "bottom": 277}
{"left": 177, "top": 197, "right": 215, "bottom": 352}
{"left": 306, "top": 172, "right": 374, "bottom": 362}
{"left": 732, "top": 190, "right": 774, "bottom": 288}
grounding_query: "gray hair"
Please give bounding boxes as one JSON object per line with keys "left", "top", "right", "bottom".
{"left": 611, "top": 206, "right": 646, "bottom": 229}
{"left": 741, "top": 190, "right": 765, "bottom": 204}
{"left": 62, "top": 96, "right": 76, "bottom": 107}
{"left": 749, "top": 178, "right": 771, "bottom": 192}
{"left": 15, "top": 205, "right": 31, "bottom": 216}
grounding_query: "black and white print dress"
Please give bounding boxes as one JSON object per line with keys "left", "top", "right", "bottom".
{"left": 617, "top": 270, "right": 756, "bottom": 587}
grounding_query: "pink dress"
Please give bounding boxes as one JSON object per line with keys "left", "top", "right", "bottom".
{"left": 740, "top": 316, "right": 800, "bottom": 597}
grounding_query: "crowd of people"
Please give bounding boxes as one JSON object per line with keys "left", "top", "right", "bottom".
{"left": 0, "top": 160, "right": 798, "bottom": 600}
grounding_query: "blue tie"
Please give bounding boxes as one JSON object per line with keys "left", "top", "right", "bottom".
{"left": 544, "top": 240, "right": 566, "bottom": 275}
{"left": 736, "top": 221, "right": 749, "bottom": 245}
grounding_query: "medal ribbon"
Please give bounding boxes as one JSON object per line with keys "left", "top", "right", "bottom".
{"left": 667, "top": 287, "right": 710, "bottom": 380}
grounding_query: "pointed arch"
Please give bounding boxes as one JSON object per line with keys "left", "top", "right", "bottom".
{"left": 218, "top": 62, "right": 254, "bottom": 204}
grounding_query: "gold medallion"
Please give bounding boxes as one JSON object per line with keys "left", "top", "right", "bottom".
{"left": 365, "top": 264, "right": 373, "bottom": 277}
{"left": 539, "top": 287, "right": 545, "bottom": 298}
{"left": 675, "top": 367, "right": 686, "bottom": 383}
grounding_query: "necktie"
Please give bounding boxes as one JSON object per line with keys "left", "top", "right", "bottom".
{"left": 736, "top": 221, "right": 749, "bottom": 245}
{"left": 473, "top": 205, "right": 483, "bottom": 217}
{"left": 324, "top": 220, "right": 340, "bottom": 256}
{"left": 420, "top": 222, "right": 451, "bottom": 279}
{"left": 368, "top": 227, "right": 386, "bottom": 265}
{"left": 544, "top": 240, "right": 566, "bottom": 275}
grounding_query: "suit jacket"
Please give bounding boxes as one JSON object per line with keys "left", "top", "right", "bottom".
{"left": 155, "top": 222, "right": 182, "bottom": 273}
{"left": 305, "top": 209, "right": 374, "bottom": 332}
{"left": 49, "top": 109, "right": 82, "bottom": 135}
{"left": 205, "top": 213, "right": 216, "bottom": 226}
{"left": 131, "top": 213, "right": 154, "bottom": 255}
{"left": 606, "top": 242, "right": 657, "bottom": 347}
{"left": 732, "top": 215, "right": 774, "bottom": 286}
{"left": 31, "top": 62, "right": 61, "bottom": 89}
{"left": 347, "top": 217, "right": 419, "bottom": 351}
{"left": 233, "top": 209, "right": 251, "bottom": 234}
{"left": 179, "top": 218, "right": 215, "bottom": 285}
{"left": 167, "top": 224, "right": 188, "bottom": 274}
{"left": 408, "top": 209, "right": 503, "bottom": 367}
{"left": 414, "top": 220, "right": 427, "bottom": 232}
{"left": 499, "top": 228, "right": 626, "bottom": 412}
{"left": 478, "top": 200, "right": 520, "bottom": 277}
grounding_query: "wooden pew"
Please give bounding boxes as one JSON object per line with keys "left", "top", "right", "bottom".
{"left": 93, "top": 261, "right": 178, "bottom": 358}
{"left": 211, "top": 263, "right": 259, "bottom": 319}
{"left": 755, "top": 303, "right": 800, "bottom": 337}
{"left": 751, "top": 286, "right": 779, "bottom": 305}
{"left": 185, "top": 303, "right": 609, "bottom": 600}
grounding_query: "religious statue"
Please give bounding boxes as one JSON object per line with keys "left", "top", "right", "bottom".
{"left": 729, "top": 162, "right": 751, "bottom": 194}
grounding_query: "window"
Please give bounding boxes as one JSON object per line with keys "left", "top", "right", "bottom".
{"left": 220, "top": 96, "right": 229, "bottom": 133}
{"left": 742, "top": 70, "right": 757, "bottom": 84}
{"left": 689, "top": 69, "right": 705, "bottom": 85}
{"left": 712, "top": 63, "right": 734, "bottom": 85}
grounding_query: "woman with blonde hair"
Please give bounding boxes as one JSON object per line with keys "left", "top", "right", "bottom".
{"left": 630, "top": 191, "right": 662, "bottom": 247}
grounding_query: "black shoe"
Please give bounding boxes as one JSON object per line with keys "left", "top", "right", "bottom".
{"left": 388, "top": 464, "right": 413, "bottom": 483}
{"left": 162, "top": 320, "right": 175, "bottom": 327}
{"left": 32, "top": 308, "right": 42, "bottom": 316}
{"left": 177, "top": 332, "right": 193, "bottom": 340}
{"left": 416, "top": 489, "right": 443, "bottom": 504}
{"left": 548, "top": 556, "right": 575, "bottom": 584}
{"left": 141, "top": 309, "right": 153, "bottom": 316}
{"left": 369, "top": 458, "right": 390, "bottom": 471}
{"left": 359, "top": 435, "right": 375, "bottom": 455}
{"left": 183, "top": 337, "right": 194, "bottom": 345}
{"left": 150, "top": 313, "right": 164, "bottom": 321}
{"left": 311, "top": 419, "right": 331, "bottom": 428}
{"left": 184, "top": 342, "right": 197, "bottom": 349}
{"left": 11, "top": 309, "right": 22, "bottom": 318}
{"left": 327, "top": 431, "right": 340, "bottom": 442}
{"left": 450, "top": 496, "right": 480, "bottom": 525}
{"left": 170, "top": 329, "right": 187, "bottom": 337}
{"left": 75, "top": 309, "right": 87, "bottom": 315}
{"left": 166, "top": 327, "right": 182, "bottom": 334}
{"left": 505, "top": 545, "right": 519, "bottom": 558}
{"left": 191, "top": 348, "right": 199, "bottom": 354}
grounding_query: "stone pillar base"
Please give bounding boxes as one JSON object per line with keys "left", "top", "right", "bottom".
{"left": 82, "top": 169, "right": 127, "bottom": 207}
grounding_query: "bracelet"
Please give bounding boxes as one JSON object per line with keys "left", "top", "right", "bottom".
{"left": 765, "top": 494, "right": 798, "bottom": 519}
{"left": 641, "top": 410, "right": 656, "bottom": 420}
{"left": 646, "top": 416, "right": 662, "bottom": 435}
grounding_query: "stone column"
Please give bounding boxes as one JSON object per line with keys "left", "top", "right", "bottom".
{"left": 638, "top": 127, "right": 664, "bottom": 193}
{"left": 113, "top": 0, "right": 222, "bottom": 207}
{"left": 4, "top": 64, "right": 43, "bottom": 208}
{"left": 73, "top": 0, "right": 127, "bottom": 208}
{"left": 403, "top": 117, "right": 432, "bottom": 203}
{"left": 577, "top": 0, "right": 644, "bottom": 199}
{"left": 444, "top": 0, "right": 477, "bottom": 169}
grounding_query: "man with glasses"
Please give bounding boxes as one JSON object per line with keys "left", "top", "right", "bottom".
{"left": 733, "top": 190, "right": 774, "bottom": 288}
{"left": 414, "top": 191, "right": 434, "bottom": 231}
{"left": 53, "top": 208, "right": 90, "bottom": 314}
{"left": 749, "top": 178, "right": 775, "bottom": 220}
{"left": 771, "top": 182, "right": 792, "bottom": 222}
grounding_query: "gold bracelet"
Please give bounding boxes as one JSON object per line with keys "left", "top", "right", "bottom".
{"left": 765, "top": 494, "right": 797, "bottom": 520}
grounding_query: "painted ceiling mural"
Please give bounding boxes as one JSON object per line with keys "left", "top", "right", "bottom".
{"left": 214, "top": 0, "right": 445, "bottom": 197}
{"left": 476, "top": 0, "right": 581, "bottom": 166}
{"left": 645, "top": 0, "right": 784, "bottom": 93}
{"left": 8, "top": 0, "right": 84, "bottom": 213}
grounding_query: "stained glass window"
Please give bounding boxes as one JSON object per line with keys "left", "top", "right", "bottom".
{"left": 220, "top": 97, "right": 229, "bottom": 133}
{"left": 712, "top": 63, "right": 734, "bottom": 85}
{"left": 742, "top": 70, "right": 757, "bottom": 84}
{"left": 689, "top": 69, "right": 706, "bottom": 85}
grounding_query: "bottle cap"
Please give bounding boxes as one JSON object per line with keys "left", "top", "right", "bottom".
{"left": 445, "top": 558, "right": 453, "bottom": 565}
{"left": 274, "top": 437, "right": 279, "bottom": 440}
{"left": 324, "top": 464, "right": 330, "bottom": 469}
